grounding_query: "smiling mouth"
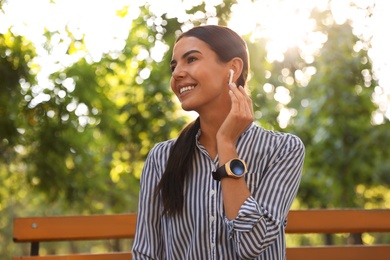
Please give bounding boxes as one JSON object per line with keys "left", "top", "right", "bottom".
{"left": 179, "top": 85, "right": 196, "bottom": 94}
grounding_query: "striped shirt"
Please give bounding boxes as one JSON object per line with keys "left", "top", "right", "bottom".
{"left": 132, "top": 123, "right": 305, "bottom": 259}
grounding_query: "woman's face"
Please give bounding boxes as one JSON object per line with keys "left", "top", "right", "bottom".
{"left": 170, "top": 36, "right": 231, "bottom": 113}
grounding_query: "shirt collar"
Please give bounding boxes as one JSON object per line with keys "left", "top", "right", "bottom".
{"left": 195, "top": 122, "right": 255, "bottom": 142}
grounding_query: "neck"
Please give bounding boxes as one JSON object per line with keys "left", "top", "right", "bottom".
{"left": 197, "top": 110, "right": 228, "bottom": 160}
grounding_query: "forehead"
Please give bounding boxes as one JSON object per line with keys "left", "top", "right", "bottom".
{"left": 172, "top": 36, "right": 213, "bottom": 58}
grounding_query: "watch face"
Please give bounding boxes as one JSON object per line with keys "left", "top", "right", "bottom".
{"left": 230, "top": 159, "right": 245, "bottom": 176}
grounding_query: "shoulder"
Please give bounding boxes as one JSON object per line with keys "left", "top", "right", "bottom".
{"left": 247, "top": 123, "right": 305, "bottom": 151}
{"left": 147, "top": 138, "right": 177, "bottom": 160}
{"left": 141, "top": 139, "right": 177, "bottom": 177}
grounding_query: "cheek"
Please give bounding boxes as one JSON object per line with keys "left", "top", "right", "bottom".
{"left": 200, "top": 69, "right": 220, "bottom": 86}
{"left": 206, "top": 71, "right": 228, "bottom": 89}
{"left": 170, "top": 77, "right": 176, "bottom": 92}
{"left": 204, "top": 65, "right": 228, "bottom": 84}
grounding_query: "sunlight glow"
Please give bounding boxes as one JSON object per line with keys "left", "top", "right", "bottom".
{"left": 1, "top": 0, "right": 389, "bottom": 127}
{"left": 228, "top": 0, "right": 390, "bottom": 127}
{"left": 229, "top": 0, "right": 327, "bottom": 63}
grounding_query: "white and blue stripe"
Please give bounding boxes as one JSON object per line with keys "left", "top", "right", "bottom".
{"left": 132, "top": 123, "right": 305, "bottom": 259}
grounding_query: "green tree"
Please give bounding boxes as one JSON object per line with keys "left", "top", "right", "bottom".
{"left": 251, "top": 7, "right": 390, "bottom": 245}
{"left": 248, "top": 4, "right": 390, "bottom": 211}
{"left": 1, "top": 0, "right": 237, "bottom": 257}
{"left": 0, "top": 30, "right": 39, "bottom": 258}
{"left": 291, "top": 13, "right": 390, "bottom": 209}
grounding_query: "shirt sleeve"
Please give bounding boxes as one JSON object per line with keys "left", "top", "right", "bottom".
{"left": 132, "top": 145, "right": 164, "bottom": 260}
{"left": 224, "top": 134, "right": 305, "bottom": 259}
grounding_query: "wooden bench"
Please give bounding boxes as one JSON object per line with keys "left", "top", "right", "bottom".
{"left": 285, "top": 209, "right": 390, "bottom": 260}
{"left": 12, "top": 214, "right": 136, "bottom": 260}
{"left": 13, "top": 209, "right": 390, "bottom": 260}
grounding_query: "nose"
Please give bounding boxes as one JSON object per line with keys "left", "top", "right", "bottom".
{"left": 172, "top": 65, "right": 186, "bottom": 81}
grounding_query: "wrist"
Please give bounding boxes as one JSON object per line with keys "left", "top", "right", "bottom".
{"left": 212, "top": 158, "right": 248, "bottom": 181}
{"left": 216, "top": 129, "right": 237, "bottom": 144}
{"left": 216, "top": 142, "right": 236, "bottom": 165}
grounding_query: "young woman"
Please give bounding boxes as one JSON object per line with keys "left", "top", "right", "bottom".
{"left": 132, "top": 25, "right": 305, "bottom": 260}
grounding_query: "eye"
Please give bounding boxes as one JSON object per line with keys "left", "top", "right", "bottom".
{"left": 187, "top": 56, "right": 197, "bottom": 63}
{"left": 170, "top": 65, "right": 176, "bottom": 73}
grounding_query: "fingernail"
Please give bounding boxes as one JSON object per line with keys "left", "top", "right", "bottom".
{"left": 229, "top": 82, "right": 237, "bottom": 88}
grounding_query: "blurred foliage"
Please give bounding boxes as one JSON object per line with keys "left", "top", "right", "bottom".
{"left": 247, "top": 6, "right": 390, "bottom": 210}
{"left": 0, "top": 0, "right": 236, "bottom": 257}
{"left": 0, "top": 0, "right": 389, "bottom": 258}
{"left": 286, "top": 11, "right": 390, "bottom": 209}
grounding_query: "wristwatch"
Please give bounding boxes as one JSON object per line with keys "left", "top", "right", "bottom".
{"left": 212, "top": 158, "right": 247, "bottom": 181}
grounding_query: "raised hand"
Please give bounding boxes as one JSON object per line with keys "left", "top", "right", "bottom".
{"left": 216, "top": 82, "right": 254, "bottom": 150}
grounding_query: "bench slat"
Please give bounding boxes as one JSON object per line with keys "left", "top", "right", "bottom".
{"left": 12, "top": 210, "right": 390, "bottom": 259}
{"left": 11, "top": 252, "right": 132, "bottom": 260}
{"left": 13, "top": 214, "right": 137, "bottom": 242}
{"left": 286, "top": 209, "right": 390, "bottom": 233}
{"left": 287, "top": 245, "right": 390, "bottom": 260}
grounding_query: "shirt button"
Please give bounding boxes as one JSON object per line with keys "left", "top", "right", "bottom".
{"left": 211, "top": 243, "right": 215, "bottom": 248}
{"left": 210, "top": 190, "right": 215, "bottom": 195}
{"left": 210, "top": 216, "right": 215, "bottom": 222}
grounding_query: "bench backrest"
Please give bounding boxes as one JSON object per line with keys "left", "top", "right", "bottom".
{"left": 285, "top": 209, "right": 390, "bottom": 260}
{"left": 13, "top": 214, "right": 137, "bottom": 260}
{"left": 286, "top": 209, "right": 390, "bottom": 233}
{"left": 13, "top": 214, "right": 137, "bottom": 242}
{"left": 13, "top": 209, "right": 390, "bottom": 260}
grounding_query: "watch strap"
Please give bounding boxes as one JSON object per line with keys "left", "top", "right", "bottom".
{"left": 212, "top": 164, "right": 228, "bottom": 181}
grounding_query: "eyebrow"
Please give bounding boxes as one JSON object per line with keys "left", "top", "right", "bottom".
{"left": 170, "top": 50, "right": 202, "bottom": 66}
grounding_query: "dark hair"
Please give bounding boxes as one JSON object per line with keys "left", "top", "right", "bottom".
{"left": 155, "top": 25, "right": 249, "bottom": 216}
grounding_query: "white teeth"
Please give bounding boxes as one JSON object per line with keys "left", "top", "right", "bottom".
{"left": 179, "top": 85, "right": 195, "bottom": 94}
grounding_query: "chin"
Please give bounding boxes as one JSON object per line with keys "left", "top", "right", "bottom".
{"left": 181, "top": 105, "right": 193, "bottom": 111}
{"left": 180, "top": 101, "right": 189, "bottom": 110}
{"left": 180, "top": 100, "right": 201, "bottom": 113}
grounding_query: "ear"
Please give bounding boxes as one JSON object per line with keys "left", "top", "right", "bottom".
{"left": 229, "top": 57, "right": 244, "bottom": 84}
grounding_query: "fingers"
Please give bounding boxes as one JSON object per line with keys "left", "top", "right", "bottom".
{"left": 229, "top": 83, "right": 254, "bottom": 118}
{"left": 217, "top": 83, "right": 254, "bottom": 144}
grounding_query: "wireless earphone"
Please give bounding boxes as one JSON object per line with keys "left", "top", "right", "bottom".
{"left": 229, "top": 69, "right": 234, "bottom": 84}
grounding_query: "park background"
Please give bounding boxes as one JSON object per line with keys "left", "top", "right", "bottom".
{"left": 1, "top": 0, "right": 389, "bottom": 257}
